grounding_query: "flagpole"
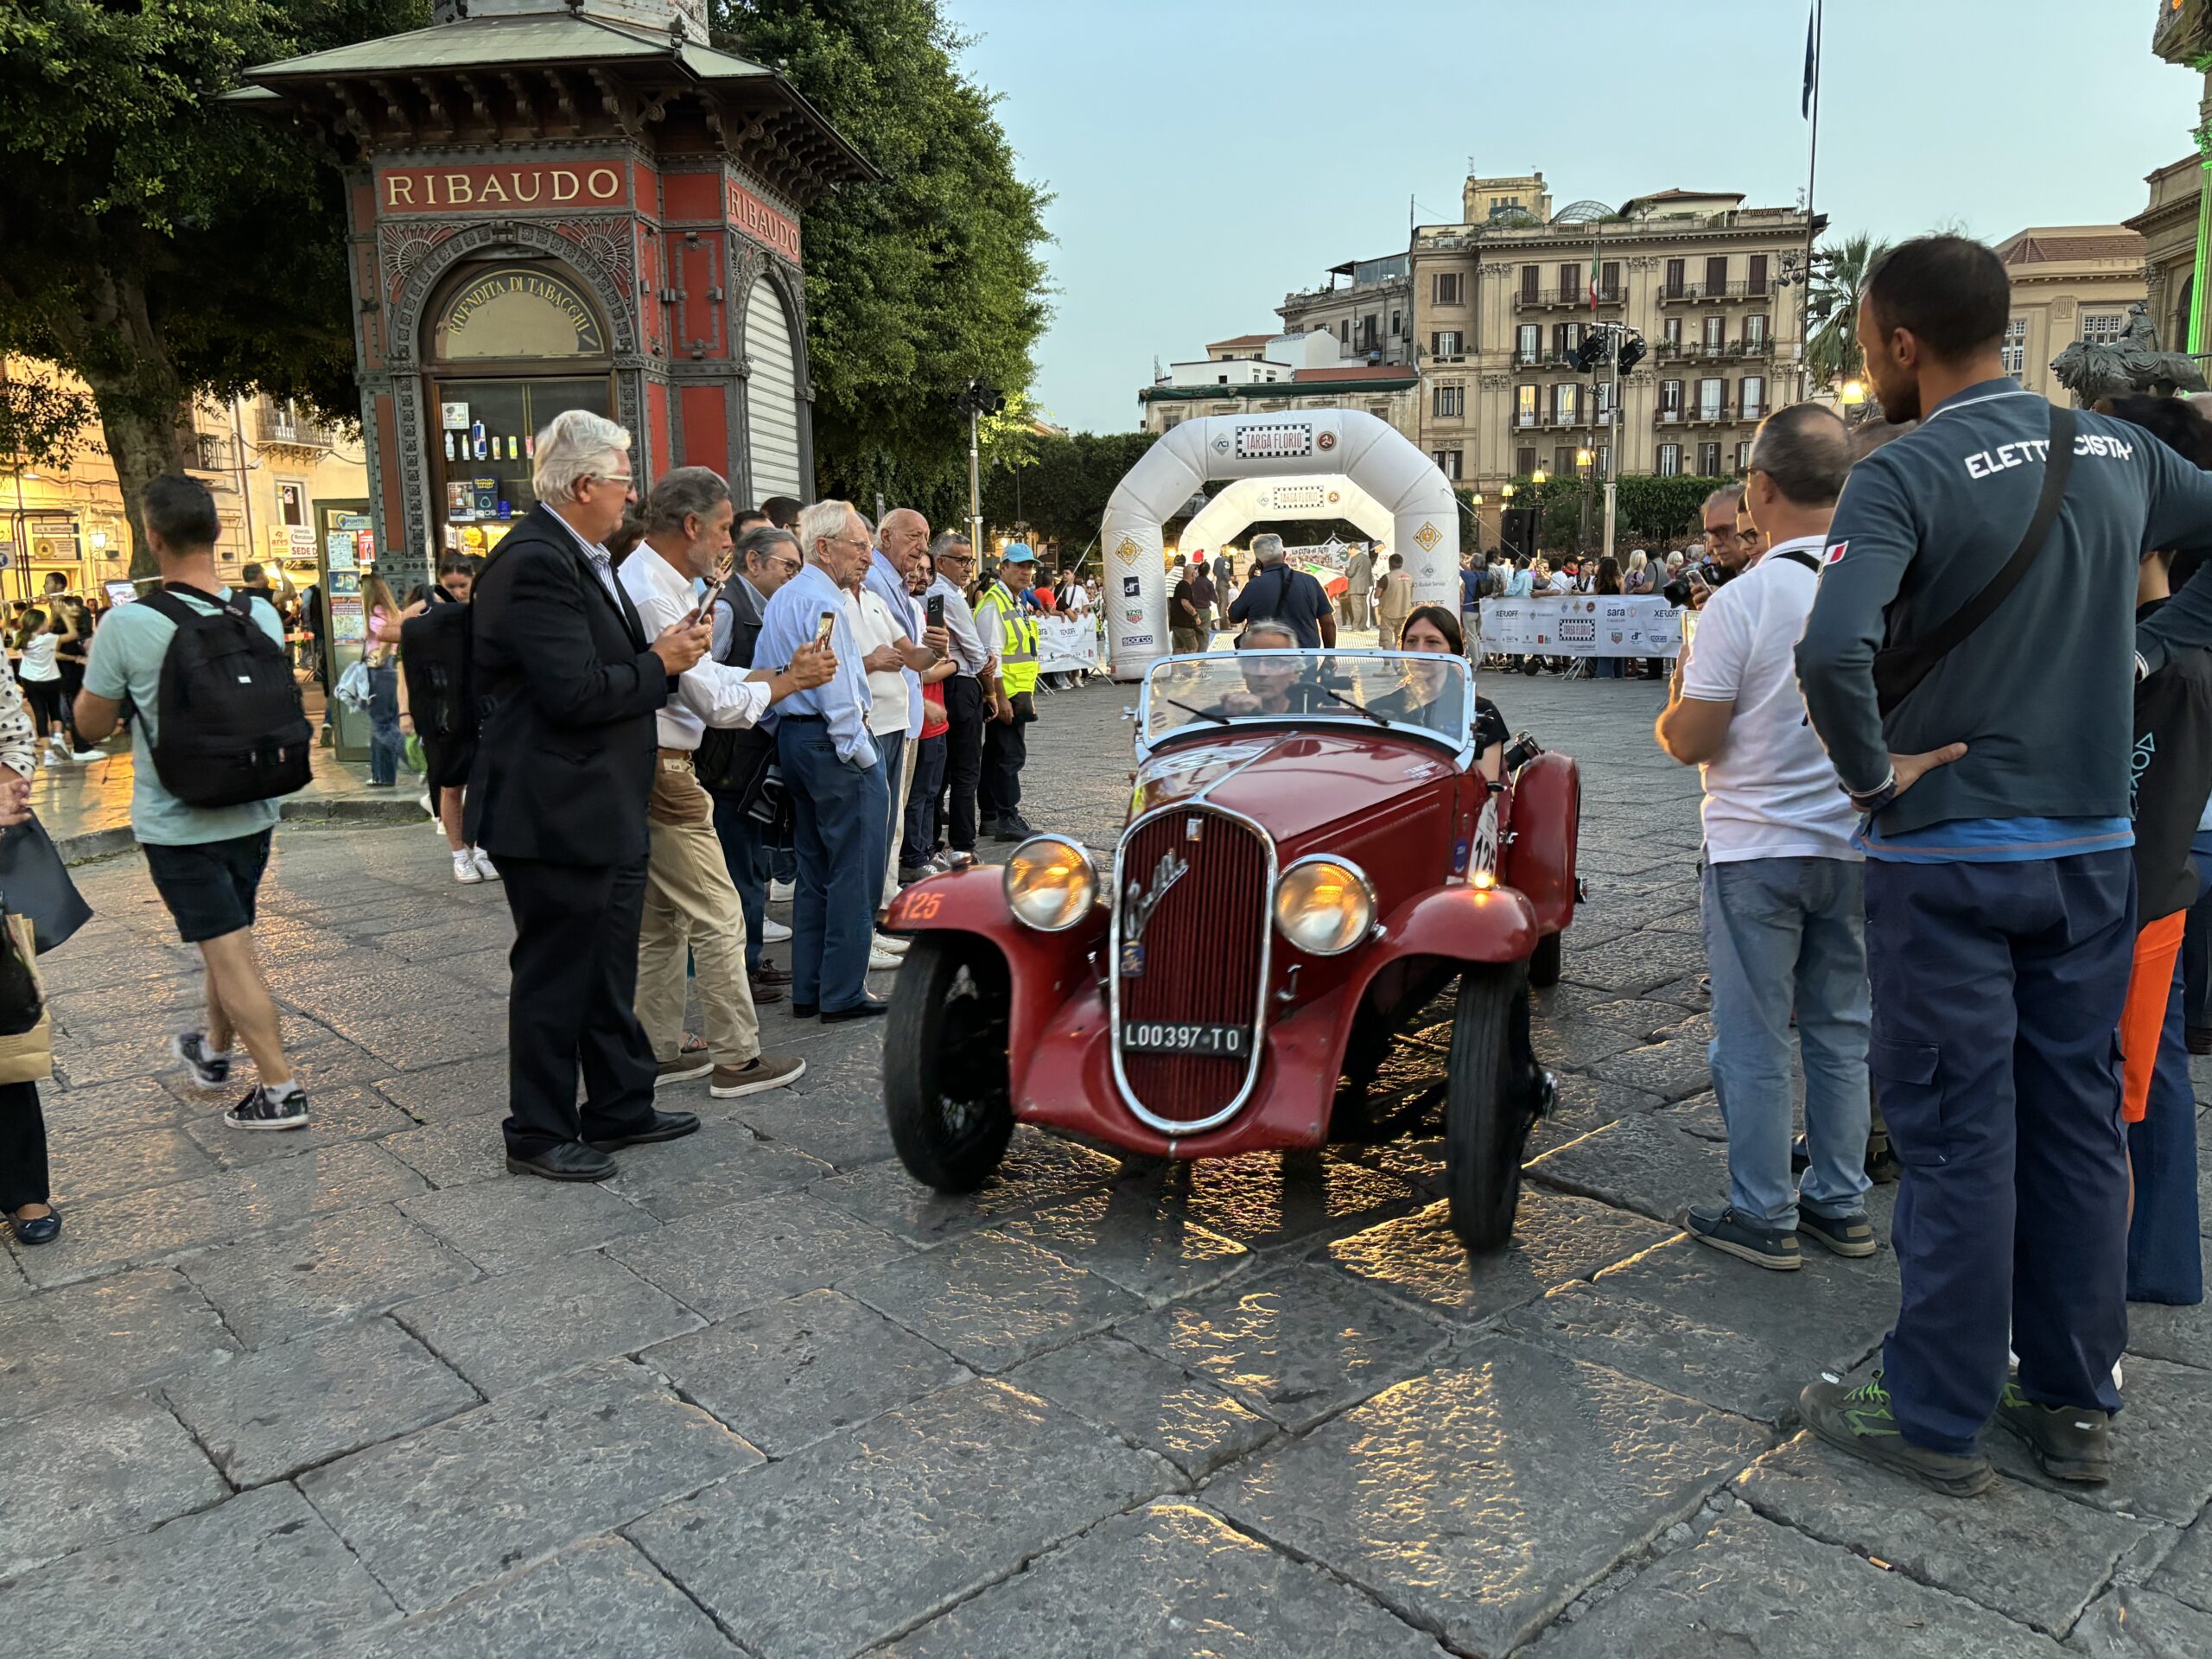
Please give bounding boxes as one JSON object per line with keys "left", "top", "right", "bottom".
{"left": 1801, "top": 0, "right": 1823, "bottom": 403}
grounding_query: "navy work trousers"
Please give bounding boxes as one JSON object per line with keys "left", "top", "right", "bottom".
{"left": 778, "top": 719, "right": 888, "bottom": 1015}
{"left": 1865, "top": 849, "right": 2134, "bottom": 1457}
{"left": 2128, "top": 854, "right": 2209, "bottom": 1306}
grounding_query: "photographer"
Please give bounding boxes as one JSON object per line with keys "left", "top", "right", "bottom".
{"left": 1663, "top": 485, "right": 1764, "bottom": 609}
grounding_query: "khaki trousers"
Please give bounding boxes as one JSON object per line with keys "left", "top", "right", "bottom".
{"left": 885, "top": 733, "right": 918, "bottom": 909}
{"left": 636, "top": 756, "right": 760, "bottom": 1068}
{"left": 1377, "top": 613, "right": 1406, "bottom": 648}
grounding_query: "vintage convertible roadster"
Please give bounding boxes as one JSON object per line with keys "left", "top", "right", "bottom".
{"left": 880, "top": 649, "right": 1580, "bottom": 1251}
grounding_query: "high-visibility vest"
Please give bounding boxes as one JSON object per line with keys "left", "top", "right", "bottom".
{"left": 977, "top": 581, "right": 1039, "bottom": 695}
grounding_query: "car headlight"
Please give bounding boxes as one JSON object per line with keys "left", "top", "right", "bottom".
{"left": 1005, "top": 836, "right": 1097, "bottom": 931}
{"left": 1273, "top": 855, "right": 1375, "bottom": 956}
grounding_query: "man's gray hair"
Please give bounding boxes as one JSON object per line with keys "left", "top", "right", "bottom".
{"left": 736, "top": 524, "right": 799, "bottom": 568}
{"left": 641, "top": 467, "right": 732, "bottom": 536}
{"left": 929, "top": 530, "right": 971, "bottom": 560}
{"left": 1700, "top": 482, "right": 1744, "bottom": 516}
{"left": 1749, "top": 404, "right": 1852, "bottom": 507}
{"left": 1250, "top": 533, "right": 1286, "bottom": 563}
{"left": 532, "top": 410, "right": 631, "bottom": 504}
{"left": 796, "top": 498, "right": 857, "bottom": 563}
{"left": 1239, "top": 619, "right": 1298, "bottom": 646}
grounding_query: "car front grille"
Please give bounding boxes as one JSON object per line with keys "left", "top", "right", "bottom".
{"left": 1111, "top": 806, "right": 1270, "bottom": 1133}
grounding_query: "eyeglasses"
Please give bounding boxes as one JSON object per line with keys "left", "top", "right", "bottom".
{"left": 586, "top": 473, "right": 634, "bottom": 492}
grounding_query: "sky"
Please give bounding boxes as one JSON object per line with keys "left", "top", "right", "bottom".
{"left": 949, "top": 0, "right": 2203, "bottom": 435}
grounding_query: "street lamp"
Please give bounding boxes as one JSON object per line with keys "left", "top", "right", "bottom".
{"left": 1531, "top": 467, "right": 1548, "bottom": 485}
{"left": 949, "top": 377, "right": 1004, "bottom": 563}
{"left": 1574, "top": 448, "right": 1593, "bottom": 468}
{"left": 1838, "top": 377, "right": 1867, "bottom": 408}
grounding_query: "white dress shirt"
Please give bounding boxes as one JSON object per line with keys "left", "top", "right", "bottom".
{"left": 618, "top": 543, "right": 770, "bottom": 750}
{"left": 548, "top": 506, "right": 626, "bottom": 605}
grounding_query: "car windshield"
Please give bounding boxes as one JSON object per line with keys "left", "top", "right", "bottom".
{"left": 1141, "top": 650, "right": 1472, "bottom": 746}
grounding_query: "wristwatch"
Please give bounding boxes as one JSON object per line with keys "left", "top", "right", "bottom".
{"left": 1847, "top": 770, "right": 1899, "bottom": 816}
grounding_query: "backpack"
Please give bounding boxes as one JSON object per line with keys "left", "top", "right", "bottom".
{"left": 137, "top": 587, "right": 313, "bottom": 808}
{"left": 694, "top": 590, "right": 777, "bottom": 808}
{"left": 398, "top": 596, "right": 477, "bottom": 787}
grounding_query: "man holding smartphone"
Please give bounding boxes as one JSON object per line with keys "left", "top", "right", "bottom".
{"left": 926, "top": 531, "right": 994, "bottom": 869}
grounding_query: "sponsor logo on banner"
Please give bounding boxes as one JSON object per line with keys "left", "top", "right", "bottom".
{"left": 1318, "top": 430, "right": 1338, "bottom": 451}
{"left": 1825, "top": 541, "right": 1848, "bottom": 565}
{"left": 1121, "top": 607, "right": 1144, "bottom": 625}
{"left": 1125, "top": 633, "right": 1154, "bottom": 646}
{"left": 1113, "top": 534, "right": 1146, "bottom": 568}
{"left": 1413, "top": 520, "right": 1444, "bottom": 554}
{"left": 1234, "top": 422, "right": 1314, "bottom": 461}
{"left": 1122, "top": 575, "right": 1141, "bottom": 598}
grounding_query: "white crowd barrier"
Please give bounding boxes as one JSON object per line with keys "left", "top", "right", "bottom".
{"left": 1478, "top": 594, "right": 1682, "bottom": 658}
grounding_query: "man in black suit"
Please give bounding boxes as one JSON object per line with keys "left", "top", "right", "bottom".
{"left": 466, "top": 410, "right": 713, "bottom": 1181}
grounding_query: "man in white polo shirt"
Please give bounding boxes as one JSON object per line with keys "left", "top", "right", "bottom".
{"left": 1655, "top": 404, "right": 1872, "bottom": 1273}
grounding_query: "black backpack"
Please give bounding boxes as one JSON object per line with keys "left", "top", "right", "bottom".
{"left": 399, "top": 595, "right": 476, "bottom": 788}
{"left": 137, "top": 586, "right": 313, "bottom": 808}
{"left": 694, "top": 591, "right": 776, "bottom": 807}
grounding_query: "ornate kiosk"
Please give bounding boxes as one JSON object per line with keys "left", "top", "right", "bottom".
{"left": 233, "top": 0, "right": 871, "bottom": 585}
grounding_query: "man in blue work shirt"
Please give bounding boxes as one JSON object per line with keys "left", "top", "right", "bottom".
{"left": 1794, "top": 235, "right": 2212, "bottom": 1497}
{"left": 758, "top": 499, "right": 887, "bottom": 1021}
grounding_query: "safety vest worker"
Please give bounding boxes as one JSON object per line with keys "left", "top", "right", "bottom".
{"left": 975, "top": 542, "right": 1041, "bottom": 839}
{"left": 976, "top": 574, "right": 1039, "bottom": 696}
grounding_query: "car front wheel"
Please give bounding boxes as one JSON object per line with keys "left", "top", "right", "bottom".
{"left": 1527, "top": 931, "right": 1562, "bottom": 989}
{"left": 1445, "top": 963, "right": 1528, "bottom": 1253}
{"left": 884, "top": 935, "right": 1014, "bottom": 1192}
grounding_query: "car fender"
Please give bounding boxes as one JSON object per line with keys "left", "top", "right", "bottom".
{"left": 1503, "top": 750, "right": 1580, "bottom": 935}
{"left": 882, "top": 869, "right": 1106, "bottom": 1081}
{"left": 1356, "top": 883, "right": 1540, "bottom": 985}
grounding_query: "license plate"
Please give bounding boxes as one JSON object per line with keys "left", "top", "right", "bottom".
{"left": 1122, "top": 1021, "right": 1249, "bottom": 1058}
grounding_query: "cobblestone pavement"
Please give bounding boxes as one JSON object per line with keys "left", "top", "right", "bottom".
{"left": 8, "top": 671, "right": 2212, "bottom": 1657}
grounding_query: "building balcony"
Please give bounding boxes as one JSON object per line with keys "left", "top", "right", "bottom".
{"left": 194, "top": 434, "right": 238, "bottom": 471}
{"left": 1656, "top": 280, "right": 1771, "bottom": 305}
{"left": 1656, "top": 337, "right": 1775, "bottom": 363}
{"left": 1515, "top": 286, "right": 1624, "bottom": 312}
{"left": 1655, "top": 405, "right": 1740, "bottom": 427}
{"left": 255, "top": 406, "right": 337, "bottom": 448}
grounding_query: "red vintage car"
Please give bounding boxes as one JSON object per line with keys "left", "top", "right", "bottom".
{"left": 880, "top": 649, "right": 1580, "bottom": 1250}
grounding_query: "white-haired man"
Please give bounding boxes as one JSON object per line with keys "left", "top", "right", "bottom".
{"left": 467, "top": 410, "right": 713, "bottom": 1182}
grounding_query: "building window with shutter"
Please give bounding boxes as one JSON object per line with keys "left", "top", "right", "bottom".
{"left": 1432, "top": 448, "right": 1463, "bottom": 480}
{"left": 2082, "top": 312, "right": 2127, "bottom": 344}
{"left": 1559, "top": 262, "right": 1579, "bottom": 298}
{"left": 1659, "top": 378, "right": 1684, "bottom": 419}
{"left": 1747, "top": 254, "right": 1769, "bottom": 296}
{"left": 1516, "top": 446, "right": 1539, "bottom": 476}
{"left": 1698, "top": 378, "right": 1725, "bottom": 419}
{"left": 1516, "top": 385, "right": 1537, "bottom": 428}
{"left": 1340, "top": 320, "right": 1351, "bottom": 343}
{"left": 1521, "top": 265, "right": 1540, "bottom": 302}
{"left": 1740, "top": 376, "right": 1766, "bottom": 420}
{"left": 1433, "top": 271, "right": 1464, "bottom": 305}
{"left": 1657, "top": 443, "right": 1681, "bottom": 477}
{"left": 1600, "top": 261, "right": 1620, "bottom": 302}
{"left": 1390, "top": 309, "right": 1402, "bottom": 336}
{"left": 1735, "top": 440, "right": 1754, "bottom": 472}
{"left": 1662, "top": 315, "right": 1682, "bottom": 347}
{"left": 1704, "top": 315, "right": 1726, "bottom": 350}
{"left": 1745, "top": 314, "right": 1769, "bottom": 348}
{"left": 1433, "top": 384, "right": 1464, "bottom": 419}
{"left": 1664, "top": 258, "right": 1686, "bottom": 298}
{"left": 1699, "top": 442, "right": 1722, "bottom": 474}
{"left": 1516, "top": 323, "right": 1540, "bottom": 365}
{"left": 1705, "top": 256, "right": 1728, "bottom": 293}
{"left": 2001, "top": 317, "right": 2027, "bottom": 377}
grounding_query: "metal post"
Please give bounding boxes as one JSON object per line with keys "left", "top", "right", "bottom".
{"left": 1603, "top": 327, "right": 1621, "bottom": 565}
{"left": 967, "top": 407, "right": 982, "bottom": 560}
{"left": 1801, "top": 0, "right": 1823, "bottom": 368}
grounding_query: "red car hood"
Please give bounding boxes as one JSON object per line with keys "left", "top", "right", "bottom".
{"left": 1131, "top": 729, "right": 1457, "bottom": 845}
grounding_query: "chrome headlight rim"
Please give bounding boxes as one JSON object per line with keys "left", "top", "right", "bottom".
{"left": 1003, "top": 834, "right": 1099, "bottom": 932}
{"left": 1272, "top": 853, "right": 1377, "bottom": 957}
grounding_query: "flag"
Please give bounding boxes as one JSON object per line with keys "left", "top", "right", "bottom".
{"left": 1587, "top": 252, "right": 1599, "bottom": 311}
{"left": 1801, "top": 2, "right": 1817, "bottom": 118}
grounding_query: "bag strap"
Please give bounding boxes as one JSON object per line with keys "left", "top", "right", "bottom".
{"left": 1775, "top": 549, "right": 1821, "bottom": 574}
{"left": 1872, "top": 402, "right": 2075, "bottom": 715}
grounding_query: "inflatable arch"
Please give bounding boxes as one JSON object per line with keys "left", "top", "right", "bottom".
{"left": 1097, "top": 410, "right": 1459, "bottom": 679}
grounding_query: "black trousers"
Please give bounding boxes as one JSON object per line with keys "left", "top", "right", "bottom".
{"left": 982, "top": 710, "right": 1028, "bottom": 823}
{"left": 941, "top": 675, "right": 987, "bottom": 852}
{"left": 492, "top": 853, "right": 658, "bottom": 1158}
{"left": 0, "top": 1080, "right": 48, "bottom": 1211}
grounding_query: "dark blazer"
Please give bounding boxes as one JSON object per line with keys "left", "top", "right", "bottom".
{"left": 464, "top": 503, "right": 671, "bottom": 865}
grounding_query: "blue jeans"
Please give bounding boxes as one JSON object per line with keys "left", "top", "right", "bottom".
{"left": 1701, "top": 857, "right": 1872, "bottom": 1231}
{"left": 778, "top": 720, "right": 889, "bottom": 1013}
{"left": 366, "top": 663, "right": 405, "bottom": 785}
{"left": 1591, "top": 655, "right": 1623, "bottom": 679}
{"left": 1866, "top": 850, "right": 2135, "bottom": 1455}
{"left": 712, "top": 790, "right": 769, "bottom": 974}
{"left": 903, "top": 733, "right": 947, "bottom": 869}
{"left": 2129, "top": 855, "right": 2208, "bottom": 1305}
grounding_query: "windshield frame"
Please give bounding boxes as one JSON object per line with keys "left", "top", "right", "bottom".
{"left": 1134, "top": 648, "right": 1477, "bottom": 772}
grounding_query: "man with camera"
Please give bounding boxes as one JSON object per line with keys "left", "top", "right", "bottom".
{"left": 1662, "top": 485, "right": 1765, "bottom": 609}
{"left": 1656, "top": 405, "right": 1872, "bottom": 1279}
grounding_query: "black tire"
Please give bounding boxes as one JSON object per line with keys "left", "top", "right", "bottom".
{"left": 1527, "top": 931, "right": 1562, "bottom": 989}
{"left": 883, "top": 935, "right": 1014, "bottom": 1192}
{"left": 1445, "top": 963, "right": 1526, "bottom": 1253}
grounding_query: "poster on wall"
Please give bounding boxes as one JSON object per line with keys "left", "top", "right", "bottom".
{"left": 1479, "top": 594, "right": 1681, "bottom": 658}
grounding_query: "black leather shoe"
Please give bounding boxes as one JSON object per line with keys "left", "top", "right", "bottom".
{"left": 753, "top": 963, "right": 794, "bottom": 987}
{"left": 587, "top": 1110, "right": 700, "bottom": 1151}
{"left": 821, "top": 997, "right": 890, "bottom": 1022}
{"left": 791, "top": 1001, "right": 820, "bottom": 1019}
{"left": 506, "top": 1144, "right": 617, "bottom": 1182}
{"left": 752, "top": 982, "right": 785, "bottom": 1005}
{"left": 7, "top": 1207, "right": 60, "bottom": 1246}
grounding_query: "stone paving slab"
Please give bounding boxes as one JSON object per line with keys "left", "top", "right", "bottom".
{"left": 2065, "top": 1586, "right": 2212, "bottom": 1657}
{"left": 162, "top": 1316, "right": 479, "bottom": 1486}
{"left": 1522, "top": 1114, "right": 1734, "bottom": 1225}
{"left": 1524, "top": 1506, "right": 2065, "bottom": 1658}
{"left": 1732, "top": 1433, "right": 2158, "bottom": 1634}
{"left": 1119, "top": 1261, "right": 1450, "bottom": 1432}
{"left": 2126, "top": 1300, "right": 2212, "bottom": 1373}
{"left": 1141, "top": 1149, "right": 1426, "bottom": 1252}
{"left": 328, "top": 1535, "right": 740, "bottom": 1659}
{"left": 1002, "top": 1332, "right": 1278, "bottom": 1481}
{"left": 368, "top": 1053, "right": 511, "bottom": 1126}
{"left": 394, "top": 1249, "right": 703, "bottom": 1396}
{"left": 178, "top": 1084, "right": 417, "bottom": 1170}
{"left": 1984, "top": 1354, "right": 2212, "bottom": 1526}
{"left": 599, "top": 1121, "right": 830, "bottom": 1221}
{"left": 397, "top": 1174, "right": 657, "bottom": 1276}
{"left": 37, "top": 1071, "right": 193, "bottom": 1140}
{"left": 886, "top": 1500, "right": 1440, "bottom": 1657}
{"left": 1586, "top": 1036, "right": 1721, "bottom": 1103}
{"left": 626, "top": 1376, "right": 1170, "bottom": 1659}
{"left": 181, "top": 1204, "right": 480, "bottom": 1348}
{"left": 641, "top": 1288, "right": 969, "bottom": 1457}
{"left": 299, "top": 1358, "right": 761, "bottom": 1613}
{"left": 1321, "top": 1192, "right": 1675, "bottom": 1326}
{"left": 2148, "top": 1513, "right": 2212, "bottom": 1613}
{"left": 1, "top": 1483, "right": 399, "bottom": 1659}
{"left": 811, "top": 1127, "right": 1124, "bottom": 1247}
{"left": 995, "top": 1184, "right": 1255, "bottom": 1304}
{"left": 1558, "top": 926, "right": 1708, "bottom": 996}
{"left": 47, "top": 1124, "right": 219, "bottom": 1202}
{"left": 847, "top": 1229, "right": 1146, "bottom": 1373}
{"left": 1210, "top": 1336, "right": 1771, "bottom": 1656}
{"left": 607, "top": 1191, "right": 913, "bottom": 1322}
{"left": 0, "top": 1264, "right": 236, "bottom": 1429}
{"left": 380, "top": 1108, "right": 511, "bottom": 1189}
{"left": 0, "top": 1390, "right": 227, "bottom": 1578}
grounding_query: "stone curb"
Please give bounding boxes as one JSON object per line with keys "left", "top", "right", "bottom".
{"left": 56, "top": 796, "right": 426, "bottom": 866}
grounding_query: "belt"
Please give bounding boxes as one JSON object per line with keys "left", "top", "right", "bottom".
{"left": 779, "top": 713, "right": 825, "bottom": 722}
{"left": 656, "top": 746, "right": 697, "bottom": 760}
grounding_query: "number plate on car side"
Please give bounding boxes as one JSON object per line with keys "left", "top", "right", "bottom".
{"left": 1122, "top": 1022, "right": 1249, "bottom": 1058}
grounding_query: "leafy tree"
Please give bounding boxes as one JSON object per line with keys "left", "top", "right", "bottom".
{"left": 976, "top": 429, "right": 1154, "bottom": 562}
{"left": 1806, "top": 232, "right": 1891, "bottom": 393}
{"left": 0, "top": 365, "right": 93, "bottom": 470}
{"left": 719, "top": 0, "right": 1050, "bottom": 520}
{"left": 0, "top": 0, "right": 423, "bottom": 575}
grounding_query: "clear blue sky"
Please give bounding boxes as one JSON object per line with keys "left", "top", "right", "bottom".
{"left": 949, "top": 0, "right": 2202, "bottom": 435}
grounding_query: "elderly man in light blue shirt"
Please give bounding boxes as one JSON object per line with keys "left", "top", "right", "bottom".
{"left": 757, "top": 499, "right": 891, "bottom": 1019}
{"left": 866, "top": 507, "right": 950, "bottom": 898}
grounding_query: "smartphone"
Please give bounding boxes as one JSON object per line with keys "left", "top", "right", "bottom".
{"left": 925, "top": 593, "right": 945, "bottom": 628}
{"left": 692, "top": 555, "right": 735, "bottom": 623}
{"left": 814, "top": 609, "right": 837, "bottom": 649}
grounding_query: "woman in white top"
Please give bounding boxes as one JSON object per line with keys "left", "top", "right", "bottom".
{"left": 11, "top": 607, "right": 77, "bottom": 765}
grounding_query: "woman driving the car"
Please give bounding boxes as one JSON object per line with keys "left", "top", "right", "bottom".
{"left": 1367, "top": 605, "right": 1510, "bottom": 779}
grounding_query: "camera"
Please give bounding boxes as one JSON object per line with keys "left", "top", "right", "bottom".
{"left": 1662, "top": 558, "right": 1729, "bottom": 609}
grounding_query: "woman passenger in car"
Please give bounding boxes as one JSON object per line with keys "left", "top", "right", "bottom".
{"left": 1369, "top": 606, "right": 1509, "bottom": 779}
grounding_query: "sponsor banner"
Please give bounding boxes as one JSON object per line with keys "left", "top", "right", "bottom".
{"left": 1036, "top": 614, "right": 1101, "bottom": 675}
{"left": 1479, "top": 594, "right": 1682, "bottom": 657}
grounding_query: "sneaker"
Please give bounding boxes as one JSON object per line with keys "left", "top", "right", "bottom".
{"left": 872, "top": 932, "right": 911, "bottom": 957}
{"left": 769, "top": 879, "right": 795, "bottom": 902}
{"left": 761, "top": 918, "right": 792, "bottom": 943}
{"left": 989, "top": 814, "right": 1036, "bottom": 842}
{"left": 1685, "top": 1204, "right": 1801, "bottom": 1271}
{"left": 941, "top": 850, "right": 977, "bottom": 871}
{"left": 70, "top": 747, "right": 101, "bottom": 763}
{"left": 171, "top": 1031, "right": 232, "bottom": 1091}
{"left": 418, "top": 791, "right": 435, "bottom": 817}
{"left": 709, "top": 1053, "right": 807, "bottom": 1098}
{"left": 452, "top": 848, "right": 484, "bottom": 885}
{"left": 868, "top": 947, "right": 902, "bottom": 971}
{"left": 1799, "top": 1373, "right": 1994, "bottom": 1497}
{"left": 656, "top": 1036, "right": 714, "bottom": 1087}
{"left": 1797, "top": 1209, "right": 1878, "bottom": 1259}
{"left": 224, "top": 1084, "right": 310, "bottom": 1132}
{"left": 470, "top": 848, "right": 501, "bottom": 882}
{"left": 1995, "top": 1382, "right": 2113, "bottom": 1483}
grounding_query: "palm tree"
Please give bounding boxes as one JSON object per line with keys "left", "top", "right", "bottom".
{"left": 1805, "top": 233, "right": 1890, "bottom": 392}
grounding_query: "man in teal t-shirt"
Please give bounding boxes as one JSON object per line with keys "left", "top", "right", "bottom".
{"left": 75, "top": 474, "right": 306, "bottom": 1132}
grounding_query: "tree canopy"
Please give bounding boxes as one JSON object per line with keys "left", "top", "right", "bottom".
{"left": 1806, "top": 232, "right": 1890, "bottom": 393}
{"left": 976, "top": 429, "right": 1154, "bottom": 560}
{"left": 718, "top": 0, "right": 1052, "bottom": 524}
